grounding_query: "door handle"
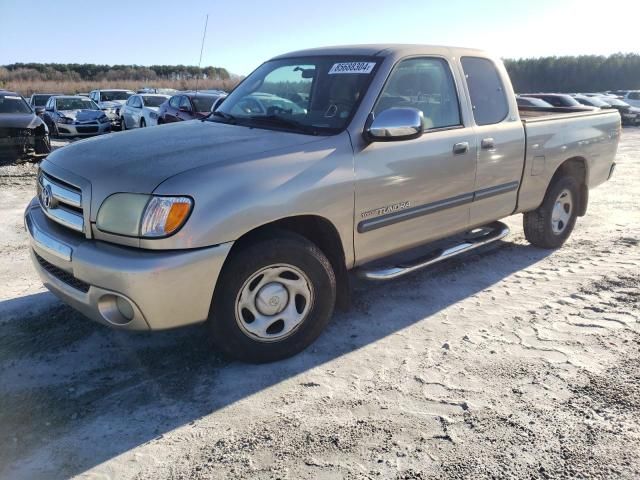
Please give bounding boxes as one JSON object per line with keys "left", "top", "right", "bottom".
{"left": 453, "top": 142, "right": 469, "bottom": 155}
{"left": 481, "top": 137, "right": 496, "bottom": 150}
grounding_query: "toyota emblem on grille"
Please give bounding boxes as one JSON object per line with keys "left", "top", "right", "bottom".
{"left": 41, "top": 184, "right": 55, "bottom": 209}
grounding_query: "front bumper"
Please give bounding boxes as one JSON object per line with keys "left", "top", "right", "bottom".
{"left": 25, "top": 199, "right": 232, "bottom": 330}
{"left": 57, "top": 121, "right": 111, "bottom": 137}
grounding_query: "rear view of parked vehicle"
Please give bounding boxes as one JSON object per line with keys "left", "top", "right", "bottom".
{"left": 595, "top": 96, "right": 640, "bottom": 125}
{"left": 0, "top": 90, "right": 50, "bottom": 160}
{"left": 572, "top": 95, "right": 613, "bottom": 109}
{"left": 619, "top": 90, "right": 640, "bottom": 107}
{"left": 520, "top": 93, "right": 589, "bottom": 110}
{"left": 157, "top": 92, "right": 224, "bottom": 123}
{"left": 515, "top": 96, "right": 553, "bottom": 108}
{"left": 120, "top": 94, "right": 170, "bottom": 129}
{"left": 29, "top": 93, "right": 63, "bottom": 116}
{"left": 41, "top": 96, "right": 112, "bottom": 137}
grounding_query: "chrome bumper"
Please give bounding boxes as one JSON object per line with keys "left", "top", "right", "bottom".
{"left": 25, "top": 198, "right": 232, "bottom": 330}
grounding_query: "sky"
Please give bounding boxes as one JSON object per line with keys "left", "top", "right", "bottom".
{"left": 1, "top": 0, "right": 639, "bottom": 75}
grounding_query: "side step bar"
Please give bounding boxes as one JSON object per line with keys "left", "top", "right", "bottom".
{"left": 357, "top": 221, "right": 510, "bottom": 281}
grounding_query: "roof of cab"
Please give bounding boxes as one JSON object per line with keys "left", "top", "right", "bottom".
{"left": 271, "top": 44, "right": 487, "bottom": 60}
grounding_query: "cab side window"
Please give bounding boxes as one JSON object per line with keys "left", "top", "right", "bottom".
{"left": 169, "top": 96, "right": 181, "bottom": 109}
{"left": 461, "top": 57, "right": 509, "bottom": 126}
{"left": 374, "top": 57, "right": 461, "bottom": 130}
{"left": 179, "top": 96, "right": 192, "bottom": 111}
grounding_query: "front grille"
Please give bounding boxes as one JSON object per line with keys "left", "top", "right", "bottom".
{"left": 76, "top": 125, "right": 99, "bottom": 134}
{"left": 37, "top": 171, "right": 85, "bottom": 234}
{"left": 0, "top": 127, "right": 33, "bottom": 138}
{"left": 34, "top": 251, "right": 90, "bottom": 293}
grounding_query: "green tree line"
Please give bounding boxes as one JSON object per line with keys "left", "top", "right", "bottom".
{"left": 504, "top": 53, "right": 640, "bottom": 93}
{"left": 0, "top": 63, "right": 231, "bottom": 83}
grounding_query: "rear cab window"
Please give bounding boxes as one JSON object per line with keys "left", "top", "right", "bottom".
{"left": 461, "top": 57, "right": 509, "bottom": 125}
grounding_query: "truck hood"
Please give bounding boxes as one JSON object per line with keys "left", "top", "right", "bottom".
{"left": 0, "top": 113, "right": 41, "bottom": 129}
{"left": 59, "top": 109, "right": 105, "bottom": 122}
{"left": 43, "top": 120, "right": 326, "bottom": 218}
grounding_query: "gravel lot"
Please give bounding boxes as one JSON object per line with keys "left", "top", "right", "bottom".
{"left": 0, "top": 131, "right": 638, "bottom": 480}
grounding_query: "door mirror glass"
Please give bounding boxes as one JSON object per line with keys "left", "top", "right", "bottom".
{"left": 366, "top": 108, "right": 424, "bottom": 141}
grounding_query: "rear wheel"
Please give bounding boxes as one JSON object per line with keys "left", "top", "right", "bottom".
{"left": 523, "top": 175, "right": 580, "bottom": 249}
{"left": 208, "top": 232, "right": 336, "bottom": 363}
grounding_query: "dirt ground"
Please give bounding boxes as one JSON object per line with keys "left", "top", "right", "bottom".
{"left": 0, "top": 131, "right": 638, "bottom": 480}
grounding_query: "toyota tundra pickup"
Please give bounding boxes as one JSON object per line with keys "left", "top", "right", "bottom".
{"left": 25, "top": 45, "right": 620, "bottom": 362}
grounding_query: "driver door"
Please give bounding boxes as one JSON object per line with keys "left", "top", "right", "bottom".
{"left": 354, "top": 56, "right": 477, "bottom": 265}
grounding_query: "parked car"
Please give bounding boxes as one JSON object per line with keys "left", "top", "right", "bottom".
{"left": 41, "top": 96, "right": 111, "bottom": 137}
{"left": 227, "top": 92, "right": 306, "bottom": 116}
{"left": 594, "top": 96, "right": 640, "bottom": 125}
{"left": 27, "top": 45, "right": 620, "bottom": 363}
{"left": 515, "top": 96, "right": 554, "bottom": 108}
{"left": 572, "top": 95, "right": 614, "bottom": 109}
{"left": 519, "top": 93, "right": 588, "bottom": 109}
{"left": 157, "top": 92, "right": 224, "bottom": 123}
{"left": 619, "top": 90, "right": 640, "bottom": 108}
{"left": 0, "top": 90, "right": 50, "bottom": 160}
{"left": 29, "top": 93, "right": 63, "bottom": 115}
{"left": 120, "top": 94, "right": 170, "bottom": 129}
{"left": 89, "top": 89, "right": 135, "bottom": 128}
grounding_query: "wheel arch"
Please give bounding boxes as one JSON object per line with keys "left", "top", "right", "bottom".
{"left": 550, "top": 156, "right": 589, "bottom": 216}
{"left": 226, "top": 215, "right": 350, "bottom": 310}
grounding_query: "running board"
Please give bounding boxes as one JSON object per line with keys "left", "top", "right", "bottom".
{"left": 357, "top": 221, "right": 510, "bottom": 281}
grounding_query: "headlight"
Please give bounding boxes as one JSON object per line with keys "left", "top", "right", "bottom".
{"left": 58, "top": 116, "right": 73, "bottom": 124}
{"left": 150, "top": 111, "right": 158, "bottom": 119}
{"left": 98, "top": 115, "right": 110, "bottom": 123}
{"left": 96, "top": 194, "right": 193, "bottom": 238}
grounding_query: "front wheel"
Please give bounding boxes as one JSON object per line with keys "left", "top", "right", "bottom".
{"left": 208, "top": 232, "right": 336, "bottom": 363}
{"left": 140, "top": 118, "right": 146, "bottom": 128}
{"left": 523, "top": 175, "right": 580, "bottom": 249}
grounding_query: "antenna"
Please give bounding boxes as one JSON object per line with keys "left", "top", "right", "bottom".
{"left": 195, "top": 14, "right": 209, "bottom": 94}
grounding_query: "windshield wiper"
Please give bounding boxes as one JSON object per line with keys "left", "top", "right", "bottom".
{"left": 204, "top": 110, "right": 237, "bottom": 123}
{"left": 246, "top": 115, "right": 318, "bottom": 135}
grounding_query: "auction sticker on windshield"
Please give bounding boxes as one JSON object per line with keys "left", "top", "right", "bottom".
{"left": 329, "top": 62, "right": 376, "bottom": 74}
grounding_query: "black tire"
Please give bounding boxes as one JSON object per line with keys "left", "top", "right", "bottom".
{"left": 140, "top": 118, "right": 146, "bottom": 128}
{"left": 121, "top": 117, "right": 127, "bottom": 130}
{"left": 208, "top": 232, "right": 336, "bottom": 363}
{"left": 523, "top": 175, "right": 580, "bottom": 249}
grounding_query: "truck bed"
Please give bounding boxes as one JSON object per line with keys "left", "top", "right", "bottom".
{"left": 515, "top": 106, "right": 620, "bottom": 214}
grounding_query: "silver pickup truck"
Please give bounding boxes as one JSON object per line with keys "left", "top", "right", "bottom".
{"left": 25, "top": 45, "right": 620, "bottom": 362}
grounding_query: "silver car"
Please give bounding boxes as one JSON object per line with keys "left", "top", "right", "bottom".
{"left": 120, "top": 94, "right": 170, "bottom": 129}
{"left": 41, "top": 96, "right": 111, "bottom": 137}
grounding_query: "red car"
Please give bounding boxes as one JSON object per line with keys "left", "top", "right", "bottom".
{"left": 157, "top": 92, "right": 224, "bottom": 123}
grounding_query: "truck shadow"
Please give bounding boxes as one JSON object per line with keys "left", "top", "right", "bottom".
{"left": 0, "top": 239, "right": 551, "bottom": 479}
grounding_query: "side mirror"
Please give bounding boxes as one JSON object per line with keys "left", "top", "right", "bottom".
{"left": 365, "top": 108, "right": 424, "bottom": 141}
{"left": 34, "top": 106, "right": 45, "bottom": 115}
{"left": 179, "top": 105, "right": 192, "bottom": 113}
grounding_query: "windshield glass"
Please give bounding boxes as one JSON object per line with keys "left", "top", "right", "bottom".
{"left": 101, "top": 91, "right": 133, "bottom": 101}
{"left": 56, "top": 98, "right": 99, "bottom": 110}
{"left": 578, "top": 96, "right": 609, "bottom": 107}
{"left": 0, "top": 95, "right": 32, "bottom": 114}
{"left": 212, "top": 56, "right": 379, "bottom": 134}
{"left": 602, "top": 98, "right": 629, "bottom": 107}
{"left": 141, "top": 95, "right": 168, "bottom": 107}
{"left": 191, "top": 95, "right": 217, "bottom": 112}
{"left": 32, "top": 94, "right": 57, "bottom": 107}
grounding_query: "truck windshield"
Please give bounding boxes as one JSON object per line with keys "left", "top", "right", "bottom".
{"left": 101, "top": 91, "right": 133, "bottom": 101}
{"left": 211, "top": 56, "right": 379, "bottom": 135}
{"left": 0, "top": 95, "right": 32, "bottom": 114}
